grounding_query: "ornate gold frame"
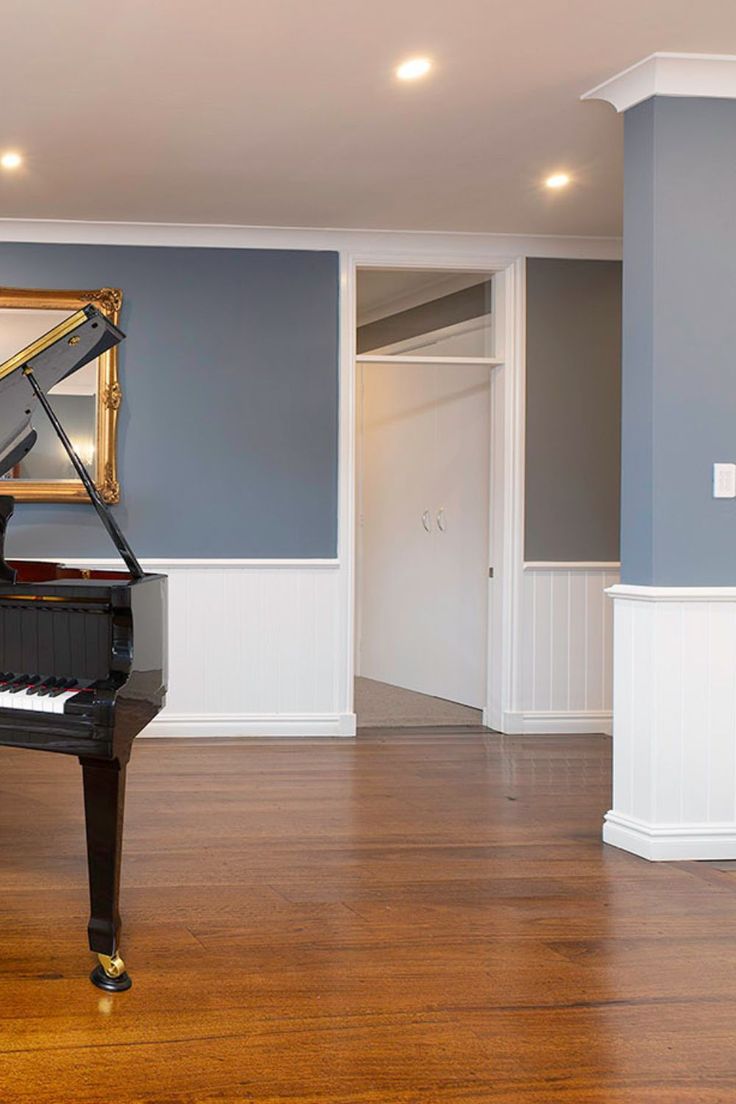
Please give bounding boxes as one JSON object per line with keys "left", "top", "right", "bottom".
{"left": 0, "top": 286, "right": 123, "bottom": 503}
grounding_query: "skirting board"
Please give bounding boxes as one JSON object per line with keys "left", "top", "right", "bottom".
{"left": 144, "top": 712, "right": 357, "bottom": 738}
{"left": 502, "top": 711, "right": 612, "bottom": 735}
{"left": 603, "top": 811, "right": 736, "bottom": 861}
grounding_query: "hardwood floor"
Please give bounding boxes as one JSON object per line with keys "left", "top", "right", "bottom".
{"left": 1, "top": 730, "right": 735, "bottom": 1102}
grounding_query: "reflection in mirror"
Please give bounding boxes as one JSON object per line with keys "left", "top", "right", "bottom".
{"left": 0, "top": 287, "right": 122, "bottom": 503}
{"left": 0, "top": 309, "right": 98, "bottom": 482}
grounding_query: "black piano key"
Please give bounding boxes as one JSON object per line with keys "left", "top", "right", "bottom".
{"left": 9, "top": 675, "right": 37, "bottom": 694}
{"left": 34, "top": 677, "right": 58, "bottom": 697}
{"left": 27, "top": 675, "right": 52, "bottom": 693}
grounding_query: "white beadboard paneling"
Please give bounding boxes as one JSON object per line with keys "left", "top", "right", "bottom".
{"left": 46, "top": 559, "right": 353, "bottom": 738}
{"left": 682, "top": 602, "right": 709, "bottom": 823}
{"left": 605, "top": 585, "right": 736, "bottom": 860}
{"left": 519, "top": 564, "right": 618, "bottom": 732}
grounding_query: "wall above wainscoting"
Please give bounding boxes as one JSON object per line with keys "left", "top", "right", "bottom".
{"left": 0, "top": 242, "right": 339, "bottom": 560}
{"left": 525, "top": 258, "right": 622, "bottom": 563}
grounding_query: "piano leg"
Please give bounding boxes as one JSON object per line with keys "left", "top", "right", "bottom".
{"left": 79, "top": 755, "right": 133, "bottom": 992}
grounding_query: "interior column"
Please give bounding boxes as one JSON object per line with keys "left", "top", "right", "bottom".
{"left": 585, "top": 55, "right": 736, "bottom": 860}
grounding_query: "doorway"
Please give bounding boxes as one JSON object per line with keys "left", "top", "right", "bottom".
{"left": 354, "top": 268, "right": 497, "bottom": 728}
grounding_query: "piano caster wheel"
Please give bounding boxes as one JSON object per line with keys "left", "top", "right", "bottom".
{"left": 90, "top": 953, "right": 132, "bottom": 992}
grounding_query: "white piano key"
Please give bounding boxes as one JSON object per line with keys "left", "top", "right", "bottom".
{"left": 52, "top": 691, "right": 78, "bottom": 714}
{"left": 0, "top": 680, "right": 89, "bottom": 714}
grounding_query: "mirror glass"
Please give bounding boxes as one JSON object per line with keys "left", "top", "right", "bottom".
{"left": 0, "top": 308, "right": 98, "bottom": 482}
{"left": 0, "top": 287, "right": 122, "bottom": 503}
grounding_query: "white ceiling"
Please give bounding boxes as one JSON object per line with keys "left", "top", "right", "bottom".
{"left": 1, "top": 0, "right": 736, "bottom": 236}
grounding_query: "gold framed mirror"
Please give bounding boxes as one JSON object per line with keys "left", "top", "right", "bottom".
{"left": 0, "top": 287, "right": 123, "bottom": 503}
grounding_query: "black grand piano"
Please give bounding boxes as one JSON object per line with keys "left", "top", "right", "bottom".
{"left": 0, "top": 306, "right": 166, "bottom": 991}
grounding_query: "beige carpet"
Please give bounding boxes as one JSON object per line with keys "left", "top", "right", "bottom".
{"left": 355, "top": 676, "right": 483, "bottom": 728}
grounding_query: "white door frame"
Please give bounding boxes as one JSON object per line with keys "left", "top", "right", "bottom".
{"left": 338, "top": 252, "right": 526, "bottom": 730}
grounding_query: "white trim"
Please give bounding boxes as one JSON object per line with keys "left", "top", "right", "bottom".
{"left": 356, "top": 355, "right": 502, "bottom": 365}
{"left": 347, "top": 253, "right": 526, "bottom": 734}
{"left": 582, "top": 52, "right": 736, "bottom": 113}
{"left": 608, "top": 583, "right": 736, "bottom": 602}
{"left": 24, "top": 556, "right": 340, "bottom": 570}
{"left": 0, "top": 218, "right": 621, "bottom": 259}
{"left": 524, "top": 561, "right": 620, "bottom": 570}
{"left": 603, "top": 812, "right": 736, "bottom": 861}
{"left": 502, "top": 710, "right": 612, "bottom": 735}
{"left": 493, "top": 258, "right": 527, "bottom": 733}
{"left": 337, "top": 252, "right": 357, "bottom": 722}
{"left": 145, "top": 712, "right": 356, "bottom": 738}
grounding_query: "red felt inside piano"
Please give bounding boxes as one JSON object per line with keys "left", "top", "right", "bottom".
{"left": 8, "top": 560, "right": 131, "bottom": 582}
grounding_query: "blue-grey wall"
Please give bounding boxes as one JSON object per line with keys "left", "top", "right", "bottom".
{"left": 0, "top": 244, "right": 339, "bottom": 559}
{"left": 525, "top": 258, "right": 621, "bottom": 562}
{"left": 622, "top": 97, "right": 736, "bottom": 585}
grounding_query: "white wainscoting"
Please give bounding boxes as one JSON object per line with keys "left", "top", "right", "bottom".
{"left": 511, "top": 563, "right": 620, "bottom": 734}
{"left": 56, "top": 559, "right": 354, "bottom": 738}
{"left": 605, "top": 585, "right": 736, "bottom": 860}
{"left": 52, "top": 557, "right": 619, "bottom": 739}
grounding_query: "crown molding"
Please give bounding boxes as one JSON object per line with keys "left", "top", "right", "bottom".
{"left": 0, "top": 218, "right": 622, "bottom": 260}
{"left": 582, "top": 52, "right": 736, "bottom": 113}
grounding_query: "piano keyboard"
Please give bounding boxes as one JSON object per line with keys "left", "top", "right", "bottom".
{"left": 0, "top": 674, "right": 92, "bottom": 714}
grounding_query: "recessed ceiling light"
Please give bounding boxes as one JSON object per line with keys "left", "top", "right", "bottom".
{"left": 396, "top": 57, "right": 432, "bottom": 81}
{"left": 545, "top": 172, "right": 571, "bottom": 189}
{"left": 1, "top": 151, "right": 22, "bottom": 170}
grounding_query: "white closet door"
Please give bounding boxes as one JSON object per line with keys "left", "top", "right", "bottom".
{"left": 431, "top": 363, "right": 490, "bottom": 707}
{"left": 359, "top": 360, "right": 490, "bottom": 708}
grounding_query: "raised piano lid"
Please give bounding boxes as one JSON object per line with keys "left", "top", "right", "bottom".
{"left": 0, "top": 306, "right": 124, "bottom": 478}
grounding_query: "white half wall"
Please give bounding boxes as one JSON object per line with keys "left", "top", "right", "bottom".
{"left": 56, "top": 558, "right": 618, "bottom": 739}
{"left": 507, "top": 564, "right": 619, "bottom": 734}
{"left": 60, "top": 559, "right": 354, "bottom": 738}
{"left": 605, "top": 585, "right": 736, "bottom": 860}
{"left": 147, "top": 559, "right": 619, "bottom": 738}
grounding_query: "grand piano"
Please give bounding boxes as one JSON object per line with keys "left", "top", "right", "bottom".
{"left": 0, "top": 306, "right": 166, "bottom": 991}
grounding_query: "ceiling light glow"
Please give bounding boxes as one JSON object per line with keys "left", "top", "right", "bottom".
{"left": 545, "top": 172, "right": 571, "bottom": 189}
{"left": 396, "top": 57, "right": 432, "bottom": 81}
{"left": 0, "top": 151, "right": 22, "bottom": 170}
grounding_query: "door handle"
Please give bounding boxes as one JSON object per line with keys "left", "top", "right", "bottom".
{"left": 421, "top": 510, "right": 431, "bottom": 532}
{"left": 436, "top": 508, "right": 447, "bottom": 532}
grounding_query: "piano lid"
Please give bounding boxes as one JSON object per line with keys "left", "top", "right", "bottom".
{"left": 0, "top": 306, "right": 124, "bottom": 478}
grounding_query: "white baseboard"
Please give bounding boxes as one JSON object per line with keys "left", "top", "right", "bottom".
{"left": 603, "top": 811, "right": 736, "bottom": 861}
{"left": 144, "top": 712, "right": 357, "bottom": 738}
{"left": 502, "top": 710, "right": 612, "bottom": 735}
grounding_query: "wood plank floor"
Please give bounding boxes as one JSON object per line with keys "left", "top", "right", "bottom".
{"left": 1, "top": 730, "right": 735, "bottom": 1102}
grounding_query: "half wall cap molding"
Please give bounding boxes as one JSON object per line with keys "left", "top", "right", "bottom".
{"left": 607, "top": 583, "right": 736, "bottom": 602}
{"left": 582, "top": 53, "right": 736, "bottom": 113}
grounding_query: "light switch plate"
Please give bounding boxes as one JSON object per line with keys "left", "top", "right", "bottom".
{"left": 713, "top": 462, "right": 736, "bottom": 499}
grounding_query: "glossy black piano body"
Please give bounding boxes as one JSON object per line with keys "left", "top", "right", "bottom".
{"left": 0, "top": 305, "right": 167, "bottom": 991}
{"left": 0, "top": 558, "right": 167, "bottom": 990}
{"left": 0, "top": 561, "right": 166, "bottom": 759}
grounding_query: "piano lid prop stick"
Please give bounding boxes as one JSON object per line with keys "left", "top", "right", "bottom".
{"left": 22, "top": 366, "right": 144, "bottom": 580}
